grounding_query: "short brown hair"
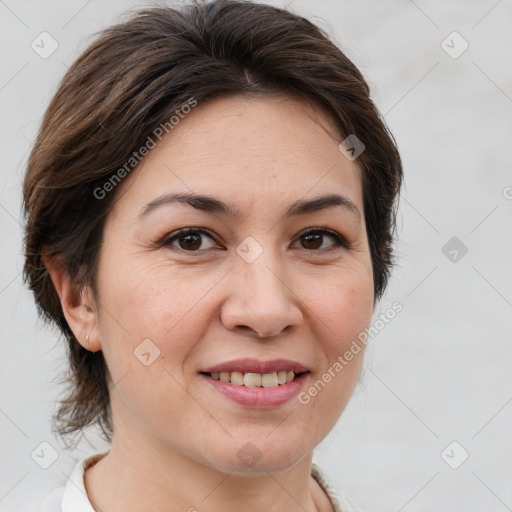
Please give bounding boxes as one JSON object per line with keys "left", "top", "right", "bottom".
{"left": 23, "top": 0, "right": 402, "bottom": 448}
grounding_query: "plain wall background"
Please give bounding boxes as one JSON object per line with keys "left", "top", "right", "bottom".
{"left": 1, "top": 1, "right": 511, "bottom": 510}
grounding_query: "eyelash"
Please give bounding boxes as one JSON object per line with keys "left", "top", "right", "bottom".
{"left": 158, "top": 227, "right": 351, "bottom": 255}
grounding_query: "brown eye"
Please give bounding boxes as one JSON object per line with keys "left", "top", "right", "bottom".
{"left": 296, "top": 228, "right": 348, "bottom": 251}
{"left": 176, "top": 233, "right": 202, "bottom": 251}
{"left": 159, "top": 227, "right": 348, "bottom": 254}
{"left": 162, "top": 228, "right": 217, "bottom": 252}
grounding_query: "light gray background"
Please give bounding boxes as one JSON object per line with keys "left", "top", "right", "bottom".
{"left": 1, "top": 1, "right": 511, "bottom": 510}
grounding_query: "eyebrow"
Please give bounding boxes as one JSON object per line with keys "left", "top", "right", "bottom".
{"left": 138, "top": 192, "right": 361, "bottom": 222}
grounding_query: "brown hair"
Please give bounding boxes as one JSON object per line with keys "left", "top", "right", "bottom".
{"left": 23, "top": 0, "right": 402, "bottom": 448}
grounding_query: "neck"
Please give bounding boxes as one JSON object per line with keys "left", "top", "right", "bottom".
{"left": 84, "top": 428, "right": 331, "bottom": 512}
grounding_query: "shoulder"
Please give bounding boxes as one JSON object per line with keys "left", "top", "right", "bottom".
{"left": 311, "top": 463, "right": 367, "bottom": 512}
{"left": 34, "top": 451, "right": 109, "bottom": 512}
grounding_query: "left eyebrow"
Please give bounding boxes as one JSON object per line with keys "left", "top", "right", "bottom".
{"left": 138, "top": 192, "right": 361, "bottom": 222}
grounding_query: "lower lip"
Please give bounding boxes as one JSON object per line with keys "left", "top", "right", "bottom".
{"left": 200, "top": 372, "right": 309, "bottom": 408}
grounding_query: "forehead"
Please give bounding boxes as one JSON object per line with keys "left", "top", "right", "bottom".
{"left": 110, "top": 94, "right": 364, "bottom": 221}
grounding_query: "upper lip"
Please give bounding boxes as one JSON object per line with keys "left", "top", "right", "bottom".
{"left": 200, "top": 358, "right": 309, "bottom": 374}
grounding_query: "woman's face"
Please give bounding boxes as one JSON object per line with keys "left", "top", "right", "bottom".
{"left": 91, "top": 94, "right": 374, "bottom": 474}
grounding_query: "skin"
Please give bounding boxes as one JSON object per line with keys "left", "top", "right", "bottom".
{"left": 46, "top": 94, "right": 375, "bottom": 512}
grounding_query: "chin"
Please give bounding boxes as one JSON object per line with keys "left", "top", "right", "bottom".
{"left": 202, "top": 436, "right": 312, "bottom": 476}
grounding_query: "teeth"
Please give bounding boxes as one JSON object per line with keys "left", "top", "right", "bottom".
{"left": 231, "top": 372, "right": 244, "bottom": 386}
{"left": 262, "top": 372, "right": 279, "bottom": 388}
{"left": 244, "top": 373, "right": 262, "bottom": 387}
{"left": 208, "top": 371, "right": 298, "bottom": 387}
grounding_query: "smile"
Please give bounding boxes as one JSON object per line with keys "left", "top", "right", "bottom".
{"left": 199, "top": 372, "right": 310, "bottom": 408}
{"left": 202, "top": 370, "right": 302, "bottom": 388}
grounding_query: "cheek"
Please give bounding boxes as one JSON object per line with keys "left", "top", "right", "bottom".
{"left": 304, "top": 263, "right": 374, "bottom": 347}
{"left": 94, "top": 259, "right": 208, "bottom": 428}
{"left": 96, "top": 256, "right": 218, "bottom": 370}
{"left": 298, "top": 264, "right": 373, "bottom": 409}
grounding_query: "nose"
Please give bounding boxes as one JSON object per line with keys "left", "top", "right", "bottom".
{"left": 220, "top": 248, "right": 303, "bottom": 339}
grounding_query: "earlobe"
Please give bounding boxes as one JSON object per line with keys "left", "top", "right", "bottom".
{"left": 42, "top": 252, "right": 102, "bottom": 352}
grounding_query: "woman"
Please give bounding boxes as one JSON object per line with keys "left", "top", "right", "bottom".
{"left": 24, "top": 0, "right": 402, "bottom": 510}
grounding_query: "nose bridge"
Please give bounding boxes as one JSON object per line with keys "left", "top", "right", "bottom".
{"left": 237, "top": 238, "right": 288, "bottom": 305}
{"left": 221, "top": 236, "right": 302, "bottom": 337}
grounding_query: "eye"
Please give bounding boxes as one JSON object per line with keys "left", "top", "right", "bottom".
{"left": 294, "top": 228, "right": 349, "bottom": 251}
{"left": 160, "top": 228, "right": 219, "bottom": 253}
{"left": 158, "top": 227, "right": 349, "bottom": 254}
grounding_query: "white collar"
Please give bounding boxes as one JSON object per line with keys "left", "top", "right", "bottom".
{"left": 61, "top": 451, "right": 108, "bottom": 511}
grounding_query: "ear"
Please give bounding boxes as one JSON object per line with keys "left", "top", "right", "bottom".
{"left": 42, "top": 251, "right": 102, "bottom": 352}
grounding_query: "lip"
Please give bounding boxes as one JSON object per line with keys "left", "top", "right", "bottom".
{"left": 200, "top": 358, "right": 309, "bottom": 374}
{"left": 199, "top": 371, "right": 310, "bottom": 408}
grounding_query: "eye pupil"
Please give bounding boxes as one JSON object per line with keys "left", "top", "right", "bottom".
{"left": 302, "top": 233, "right": 322, "bottom": 250}
{"left": 180, "top": 234, "right": 202, "bottom": 250}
